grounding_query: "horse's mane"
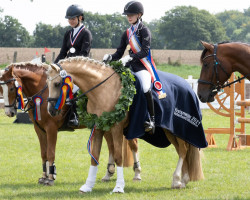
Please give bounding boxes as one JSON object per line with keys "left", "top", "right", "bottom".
{"left": 200, "top": 41, "right": 250, "bottom": 62}
{"left": 6, "top": 62, "right": 49, "bottom": 74}
{"left": 58, "top": 56, "right": 108, "bottom": 69}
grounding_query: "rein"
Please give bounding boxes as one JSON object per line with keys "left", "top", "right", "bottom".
{"left": 198, "top": 43, "right": 250, "bottom": 92}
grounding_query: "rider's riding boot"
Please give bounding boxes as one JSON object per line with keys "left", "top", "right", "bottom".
{"left": 67, "top": 102, "right": 79, "bottom": 127}
{"left": 144, "top": 89, "right": 155, "bottom": 134}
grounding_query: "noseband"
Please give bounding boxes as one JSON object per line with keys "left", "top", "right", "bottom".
{"left": 198, "top": 44, "right": 231, "bottom": 92}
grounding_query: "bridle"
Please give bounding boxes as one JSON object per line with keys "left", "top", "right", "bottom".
{"left": 0, "top": 78, "right": 18, "bottom": 109}
{"left": 47, "top": 63, "right": 116, "bottom": 104}
{"left": 198, "top": 43, "right": 250, "bottom": 93}
{"left": 198, "top": 44, "right": 231, "bottom": 92}
{"left": 0, "top": 76, "right": 48, "bottom": 112}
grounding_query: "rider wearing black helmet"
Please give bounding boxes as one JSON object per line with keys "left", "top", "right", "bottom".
{"left": 103, "top": 1, "right": 158, "bottom": 134}
{"left": 55, "top": 5, "right": 92, "bottom": 127}
{"left": 54, "top": 4, "right": 92, "bottom": 63}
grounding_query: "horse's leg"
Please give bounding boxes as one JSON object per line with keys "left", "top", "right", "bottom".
{"left": 34, "top": 125, "right": 49, "bottom": 184}
{"left": 79, "top": 129, "right": 104, "bottom": 193}
{"left": 128, "top": 139, "right": 141, "bottom": 181}
{"left": 43, "top": 123, "right": 58, "bottom": 186}
{"left": 179, "top": 142, "right": 190, "bottom": 188}
{"left": 102, "top": 133, "right": 115, "bottom": 182}
{"left": 111, "top": 125, "right": 125, "bottom": 193}
{"left": 165, "top": 130, "right": 188, "bottom": 189}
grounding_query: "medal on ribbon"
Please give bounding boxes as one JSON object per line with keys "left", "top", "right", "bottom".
{"left": 33, "top": 96, "right": 43, "bottom": 121}
{"left": 69, "top": 25, "right": 85, "bottom": 54}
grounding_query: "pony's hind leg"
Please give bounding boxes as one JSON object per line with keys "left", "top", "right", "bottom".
{"left": 128, "top": 139, "right": 141, "bottom": 181}
{"left": 165, "top": 130, "right": 188, "bottom": 189}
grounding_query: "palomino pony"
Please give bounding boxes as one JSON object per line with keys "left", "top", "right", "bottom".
{"left": 198, "top": 41, "right": 250, "bottom": 103}
{"left": 46, "top": 56, "right": 204, "bottom": 193}
{"left": 0, "top": 63, "right": 141, "bottom": 186}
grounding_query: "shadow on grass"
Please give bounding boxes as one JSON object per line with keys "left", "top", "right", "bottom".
{"left": 0, "top": 180, "right": 178, "bottom": 199}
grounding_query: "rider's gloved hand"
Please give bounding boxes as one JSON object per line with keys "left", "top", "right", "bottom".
{"left": 119, "top": 55, "right": 133, "bottom": 66}
{"left": 103, "top": 54, "right": 112, "bottom": 63}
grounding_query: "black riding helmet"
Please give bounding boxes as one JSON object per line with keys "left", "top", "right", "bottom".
{"left": 65, "top": 4, "right": 84, "bottom": 21}
{"left": 123, "top": 1, "right": 144, "bottom": 15}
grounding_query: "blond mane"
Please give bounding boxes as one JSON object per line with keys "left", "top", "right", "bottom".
{"left": 58, "top": 56, "right": 110, "bottom": 69}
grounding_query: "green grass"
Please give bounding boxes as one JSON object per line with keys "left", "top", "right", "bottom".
{"left": 157, "top": 64, "right": 202, "bottom": 79}
{"left": 0, "top": 109, "right": 249, "bottom": 200}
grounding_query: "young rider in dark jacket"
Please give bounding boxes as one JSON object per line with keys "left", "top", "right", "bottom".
{"left": 55, "top": 4, "right": 92, "bottom": 127}
{"left": 103, "top": 1, "right": 160, "bottom": 134}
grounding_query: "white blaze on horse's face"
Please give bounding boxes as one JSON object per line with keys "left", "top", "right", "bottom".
{"left": 0, "top": 72, "right": 17, "bottom": 117}
{"left": 46, "top": 65, "right": 63, "bottom": 116}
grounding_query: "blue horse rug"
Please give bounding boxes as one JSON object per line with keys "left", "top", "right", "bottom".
{"left": 124, "top": 70, "right": 208, "bottom": 149}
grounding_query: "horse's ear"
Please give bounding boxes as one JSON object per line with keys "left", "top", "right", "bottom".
{"left": 200, "top": 41, "right": 213, "bottom": 51}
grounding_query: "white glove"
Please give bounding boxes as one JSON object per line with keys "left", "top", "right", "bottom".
{"left": 119, "top": 55, "right": 133, "bottom": 66}
{"left": 103, "top": 54, "right": 112, "bottom": 63}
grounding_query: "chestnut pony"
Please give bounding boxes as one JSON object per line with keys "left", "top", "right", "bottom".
{"left": 198, "top": 41, "right": 250, "bottom": 103}
{"left": 46, "top": 56, "right": 204, "bottom": 193}
{"left": 0, "top": 63, "right": 141, "bottom": 186}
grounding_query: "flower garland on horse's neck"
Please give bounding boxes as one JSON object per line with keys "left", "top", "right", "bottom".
{"left": 76, "top": 61, "right": 136, "bottom": 131}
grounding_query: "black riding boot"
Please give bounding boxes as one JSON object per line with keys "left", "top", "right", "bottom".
{"left": 144, "top": 89, "right": 155, "bottom": 134}
{"left": 67, "top": 101, "right": 79, "bottom": 127}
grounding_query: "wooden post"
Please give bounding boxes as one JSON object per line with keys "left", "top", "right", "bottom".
{"left": 13, "top": 51, "right": 17, "bottom": 63}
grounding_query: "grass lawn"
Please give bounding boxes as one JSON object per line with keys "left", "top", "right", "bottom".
{"left": 0, "top": 109, "right": 249, "bottom": 200}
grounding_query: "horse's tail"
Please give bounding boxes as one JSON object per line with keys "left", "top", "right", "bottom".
{"left": 122, "top": 137, "right": 133, "bottom": 167}
{"left": 186, "top": 145, "right": 204, "bottom": 181}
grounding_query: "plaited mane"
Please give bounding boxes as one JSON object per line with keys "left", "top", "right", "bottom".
{"left": 7, "top": 62, "right": 49, "bottom": 73}
{"left": 58, "top": 56, "right": 109, "bottom": 68}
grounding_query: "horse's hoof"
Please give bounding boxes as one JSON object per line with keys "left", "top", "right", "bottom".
{"left": 133, "top": 177, "right": 142, "bottom": 181}
{"left": 43, "top": 178, "right": 54, "bottom": 186}
{"left": 79, "top": 184, "right": 92, "bottom": 193}
{"left": 171, "top": 182, "right": 185, "bottom": 189}
{"left": 112, "top": 186, "right": 124, "bottom": 193}
{"left": 38, "top": 177, "right": 47, "bottom": 184}
{"left": 101, "top": 177, "right": 111, "bottom": 182}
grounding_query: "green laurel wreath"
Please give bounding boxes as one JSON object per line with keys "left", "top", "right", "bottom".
{"left": 76, "top": 61, "right": 136, "bottom": 131}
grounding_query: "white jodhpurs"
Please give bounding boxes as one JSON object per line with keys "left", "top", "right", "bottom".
{"left": 134, "top": 70, "right": 151, "bottom": 93}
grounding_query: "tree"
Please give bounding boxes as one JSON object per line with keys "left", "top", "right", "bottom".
{"left": 216, "top": 9, "right": 250, "bottom": 42}
{"left": 84, "top": 12, "right": 128, "bottom": 48}
{"left": 147, "top": 20, "right": 165, "bottom": 49}
{"left": 158, "top": 6, "right": 228, "bottom": 50}
{"left": 32, "top": 23, "right": 68, "bottom": 47}
{"left": 0, "top": 15, "right": 30, "bottom": 47}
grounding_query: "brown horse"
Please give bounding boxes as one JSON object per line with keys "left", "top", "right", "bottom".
{"left": 46, "top": 56, "right": 204, "bottom": 193}
{"left": 0, "top": 62, "right": 141, "bottom": 186}
{"left": 198, "top": 41, "right": 250, "bottom": 102}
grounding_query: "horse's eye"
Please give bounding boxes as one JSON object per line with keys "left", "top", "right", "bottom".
{"left": 10, "top": 87, "right": 15, "bottom": 92}
{"left": 203, "top": 63, "right": 208, "bottom": 68}
{"left": 54, "top": 82, "right": 61, "bottom": 88}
